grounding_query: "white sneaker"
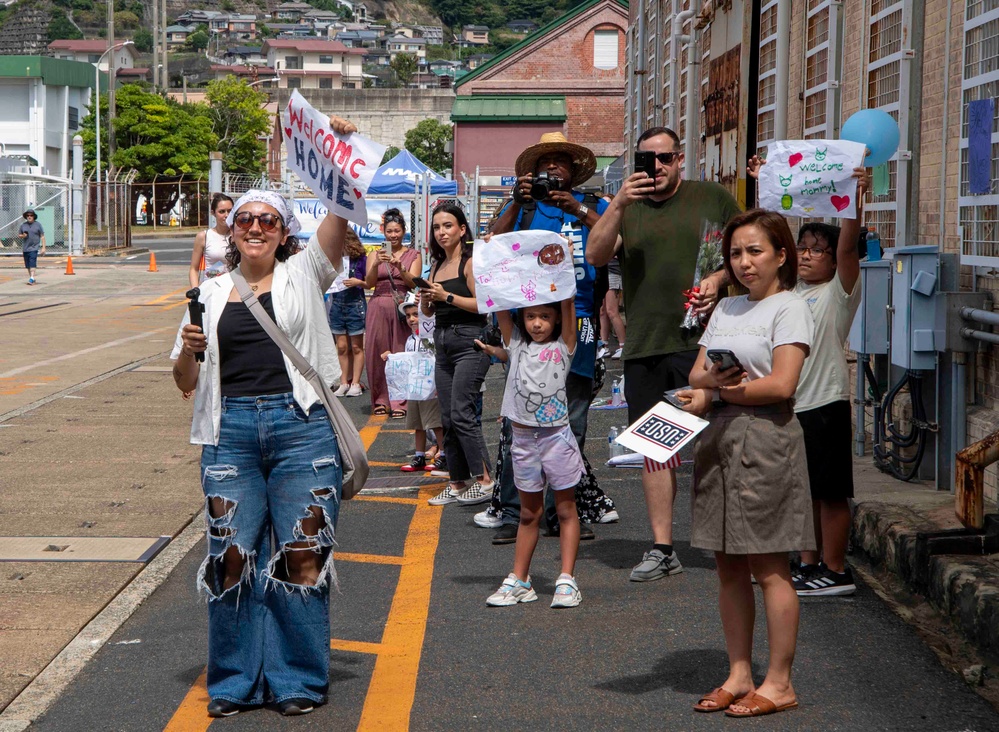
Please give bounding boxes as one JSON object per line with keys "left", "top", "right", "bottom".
{"left": 612, "top": 346, "right": 623, "bottom": 359}
{"left": 550, "top": 575, "right": 582, "bottom": 608}
{"left": 428, "top": 484, "right": 462, "bottom": 506}
{"left": 333, "top": 383, "right": 350, "bottom": 397}
{"left": 597, "top": 346, "right": 609, "bottom": 359}
{"left": 596, "top": 509, "right": 620, "bottom": 524}
{"left": 455, "top": 481, "right": 493, "bottom": 506}
{"left": 345, "top": 383, "right": 363, "bottom": 397}
{"left": 486, "top": 574, "right": 538, "bottom": 606}
{"left": 474, "top": 509, "right": 503, "bottom": 528}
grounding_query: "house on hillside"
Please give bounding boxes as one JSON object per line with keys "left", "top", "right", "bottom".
{"left": 274, "top": 2, "right": 314, "bottom": 21}
{"left": 165, "top": 25, "right": 194, "bottom": 49}
{"left": 48, "top": 39, "right": 138, "bottom": 72}
{"left": 263, "top": 38, "right": 366, "bottom": 89}
{"left": 460, "top": 25, "right": 489, "bottom": 46}
{"left": 209, "top": 64, "right": 277, "bottom": 84}
{"left": 506, "top": 19, "right": 538, "bottom": 34}
{"left": 466, "top": 53, "right": 493, "bottom": 70}
{"left": 223, "top": 45, "right": 267, "bottom": 66}
{"left": 383, "top": 35, "right": 426, "bottom": 61}
{"left": 176, "top": 9, "right": 223, "bottom": 26}
{"left": 451, "top": 0, "right": 627, "bottom": 191}
{"left": 417, "top": 25, "right": 443, "bottom": 45}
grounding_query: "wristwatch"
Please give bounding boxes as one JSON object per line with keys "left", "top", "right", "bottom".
{"left": 445, "top": 293, "right": 455, "bottom": 305}
{"left": 712, "top": 388, "right": 726, "bottom": 408}
{"left": 576, "top": 204, "right": 590, "bottom": 218}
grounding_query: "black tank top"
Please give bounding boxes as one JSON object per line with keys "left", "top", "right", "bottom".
{"left": 218, "top": 293, "right": 294, "bottom": 397}
{"left": 433, "top": 256, "right": 486, "bottom": 327}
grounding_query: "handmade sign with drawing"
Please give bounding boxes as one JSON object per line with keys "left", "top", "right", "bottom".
{"left": 385, "top": 352, "right": 436, "bottom": 402}
{"left": 472, "top": 231, "right": 577, "bottom": 313}
{"left": 758, "top": 140, "right": 867, "bottom": 219}
{"left": 282, "top": 90, "right": 385, "bottom": 227}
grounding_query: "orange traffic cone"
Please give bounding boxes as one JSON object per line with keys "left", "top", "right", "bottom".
{"left": 148, "top": 251, "right": 158, "bottom": 272}
{"left": 64, "top": 256, "right": 75, "bottom": 275}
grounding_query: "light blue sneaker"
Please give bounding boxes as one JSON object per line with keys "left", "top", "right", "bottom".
{"left": 486, "top": 574, "right": 538, "bottom": 606}
{"left": 550, "top": 575, "right": 582, "bottom": 608}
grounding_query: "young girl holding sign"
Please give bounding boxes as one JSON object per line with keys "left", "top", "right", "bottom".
{"left": 476, "top": 285, "right": 585, "bottom": 609}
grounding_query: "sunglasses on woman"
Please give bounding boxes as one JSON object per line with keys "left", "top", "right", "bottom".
{"left": 383, "top": 215, "right": 405, "bottom": 224}
{"left": 232, "top": 211, "right": 284, "bottom": 231}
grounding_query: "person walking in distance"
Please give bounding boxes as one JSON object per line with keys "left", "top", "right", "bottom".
{"left": 479, "top": 293, "right": 585, "bottom": 609}
{"left": 679, "top": 209, "right": 814, "bottom": 717}
{"left": 189, "top": 193, "right": 233, "bottom": 288}
{"left": 169, "top": 114, "right": 356, "bottom": 720}
{"left": 18, "top": 209, "right": 46, "bottom": 285}
{"left": 587, "top": 127, "right": 741, "bottom": 581}
{"left": 748, "top": 155, "right": 869, "bottom": 596}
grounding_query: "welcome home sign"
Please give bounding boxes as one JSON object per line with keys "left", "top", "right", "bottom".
{"left": 281, "top": 90, "right": 385, "bottom": 227}
{"left": 758, "top": 139, "right": 867, "bottom": 219}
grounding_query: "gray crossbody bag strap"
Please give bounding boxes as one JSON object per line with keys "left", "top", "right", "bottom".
{"left": 231, "top": 269, "right": 368, "bottom": 499}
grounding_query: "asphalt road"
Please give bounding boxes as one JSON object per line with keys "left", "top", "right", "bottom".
{"left": 27, "top": 357, "right": 999, "bottom": 731}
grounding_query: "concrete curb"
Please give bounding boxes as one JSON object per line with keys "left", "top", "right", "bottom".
{"left": 0, "top": 515, "right": 205, "bottom": 732}
{"left": 853, "top": 501, "right": 999, "bottom": 665}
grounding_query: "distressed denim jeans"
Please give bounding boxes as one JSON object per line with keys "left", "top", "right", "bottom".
{"left": 198, "top": 393, "right": 342, "bottom": 706}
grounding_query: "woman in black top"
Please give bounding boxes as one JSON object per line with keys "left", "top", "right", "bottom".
{"left": 420, "top": 203, "right": 493, "bottom": 505}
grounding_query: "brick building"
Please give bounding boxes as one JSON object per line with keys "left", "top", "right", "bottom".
{"left": 452, "top": 0, "right": 628, "bottom": 192}
{"left": 627, "top": 1, "right": 999, "bottom": 501}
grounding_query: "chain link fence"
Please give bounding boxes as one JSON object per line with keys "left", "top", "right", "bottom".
{"left": 0, "top": 177, "right": 71, "bottom": 255}
{"left": 86, "top": 169, "right": 135, "bottom": 252}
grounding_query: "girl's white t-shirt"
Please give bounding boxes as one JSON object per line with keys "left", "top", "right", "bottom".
{"left": 698, "top": 291, "right": 814, "bottom": 382}
{"left": 500, "top": 329, "right": 575, "bottom": 426}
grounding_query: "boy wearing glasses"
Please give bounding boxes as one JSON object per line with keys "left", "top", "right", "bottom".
{"left": 587, "top": 127, "right": 741, "bottom": 583}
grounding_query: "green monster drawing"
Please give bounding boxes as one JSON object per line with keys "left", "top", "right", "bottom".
{"left": 815, "top": 147, "right": 828, "bottom": 161}
{"left": 779, "top": 173, "right": 793, "bottom": 210}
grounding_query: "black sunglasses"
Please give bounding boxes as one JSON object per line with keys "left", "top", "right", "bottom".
{"left": 383, "top": 214, "right": 405, "bottom": 224}
{"left": 233, "top": 211, "right": 284, "bottom": 232}
{"left": 650, "top": 152, "right": 680, "bottom": 165}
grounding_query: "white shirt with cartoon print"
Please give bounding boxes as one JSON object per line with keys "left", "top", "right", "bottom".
{"left": 500, "top": 329, "right": 576, "bottom": 427}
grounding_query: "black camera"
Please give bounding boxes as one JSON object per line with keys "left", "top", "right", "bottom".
{"left": 473, "top": 324, "right": 503, "bottom": 352}
{"left": 529, "top": 172, "right": 562, "bottom": 200}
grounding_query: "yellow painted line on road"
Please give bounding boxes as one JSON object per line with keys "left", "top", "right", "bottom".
{"left": 330, "top": 639, "right": 382, "bottom": 655}
{"left": 355, "top": 485, "right": 442, "bottom": 731}
{"left": 337, "top": 552, "right": 407, "bottom": 566}
{"left": 162, "top": 670, "right": 210, "bottom": 732}
{"left": 353, "top": 495, "right": 422, "bottom": 506}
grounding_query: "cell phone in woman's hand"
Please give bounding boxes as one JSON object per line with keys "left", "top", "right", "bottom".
{"left": 412, "top": 276, "right": 431, "bottom": 289}
{"left": 707, "top": 349, "right": 743, "bottom": 372}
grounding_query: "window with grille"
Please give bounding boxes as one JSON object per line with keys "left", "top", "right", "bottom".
{"left": 960, "top": 6, "right": 999, "bottom": 265}
{"left": 803, "top": 2, "right": 831, "bottom": 137}
{"left": 756, "top": 0, "right": 782, "bottom": 154}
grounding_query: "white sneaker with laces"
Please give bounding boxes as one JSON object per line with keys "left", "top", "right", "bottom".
{"left": 596, "top": 509, "right": 620, "bottom": 524}
{"left": 486, "top": 574, "right": 538, "bottom": 606}
{"left": 550, "top": 575, "right": 582, "bottom": 608}
{"left": 597, "top": 346, "right": 609, "bottom": 359}
{"left": 612, "top": 346, "right": 623, "bottom": 359}
{"left": 474, "top": 509, "right": 503, "bottom": 528}
{"left": 428, "top": 484, "right": 462, "bottom": 506}
{"left": 455, "top": 481, "right": 493, "bottom": 506}
{"left": 333, "top": 383, "right": 350, "bottom": 397}
{"left": 345, "top": 383, "right": 363, "bottom": 397}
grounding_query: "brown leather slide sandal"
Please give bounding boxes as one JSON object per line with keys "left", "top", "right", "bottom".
{"left": 693, "top": 687, "right": 737, "bottom": 713}
{"left": 724, "top": 692, "right": 798, "bottom": 717}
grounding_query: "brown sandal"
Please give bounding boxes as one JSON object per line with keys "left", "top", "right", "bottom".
{"left": 372, "top": 405, "right": 388, "bottom": 416}
{"left": 390, "top": 410, "right": 407, "bottom": 419}
{"left": 724, "top": 692, "right": 798, "bottom": 717}
{"left": 693, "top": 687, "right": 737, "bottom": 713}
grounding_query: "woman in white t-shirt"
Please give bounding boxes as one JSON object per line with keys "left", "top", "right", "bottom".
{"left": 678, "top": 209, "right": 815, "bottom": 718}
{"left": 189, "top": 193, "right": 234, "bottom": 288}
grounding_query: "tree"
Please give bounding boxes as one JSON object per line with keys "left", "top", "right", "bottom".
{"left": 186, "top": 30, "right": 209, "bottom": 51}
{"left": 203, "top": 76, "right": 271, "bottom": 175}
{"left": 404, "top": 119, "right": 452, "bottom": 174}
{"left": 390, "top": 53, "right": 418, "bottom": 86}
{"left": 380, "top": 146, "right": 401, "bottom": 165}
{"left": 48, "top": 9, "right": 83, "bottom": 40}
{"left": 133, "top": 27, "right": 153, "bottom": 53}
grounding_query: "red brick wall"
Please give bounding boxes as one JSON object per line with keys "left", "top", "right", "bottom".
{"left": 454, "top": 122, "right": 565, "bottom": 192}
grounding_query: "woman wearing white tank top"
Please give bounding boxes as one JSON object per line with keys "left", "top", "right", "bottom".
{"left": 189, "top": 193, "right": 234, "bottom": 288}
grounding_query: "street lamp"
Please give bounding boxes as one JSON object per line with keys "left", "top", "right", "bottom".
{"left": 95, "top": 40, "right": 133, "bottom": 232}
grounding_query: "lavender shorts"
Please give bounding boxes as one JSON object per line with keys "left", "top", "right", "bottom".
{"left": 510, "top": 424, "right": 584, "bottom": 493}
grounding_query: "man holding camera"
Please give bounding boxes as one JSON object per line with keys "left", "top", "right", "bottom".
{"left": 587, "top": 127, "right": 741, "bottom": 581}
{"left": 479, "top": 132, "right": 618, "bottom": 544}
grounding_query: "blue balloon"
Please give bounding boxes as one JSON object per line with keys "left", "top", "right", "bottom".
{"left": 841, "top": 109, "right": 900, "bottom": 167}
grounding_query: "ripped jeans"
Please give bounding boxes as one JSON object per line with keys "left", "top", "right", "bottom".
{"left": 199, "top": 393, "right": 342, "bottom": 706}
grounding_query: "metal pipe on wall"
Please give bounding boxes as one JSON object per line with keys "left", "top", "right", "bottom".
{"left": 961, "top": 328, "right": 999, "bottom": 347}
{"left": 669, "top": 10, "right": 696, "bottom": 132}
{"left": 774, "top": 1, "right": 790, "bottom": 140}
{"left": 634, "top": 0, "right": 649, "bottom": 132}
{"left": 72, "top": 135, "right": 84, "bottom": 256}
{"left": 684, "top": 24, "right": 701, "bottom": 181}
{"left": 961, "top": 307, "right": 999, "bottom": 328}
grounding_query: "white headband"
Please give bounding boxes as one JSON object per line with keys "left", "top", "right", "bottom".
{"left": 227, "top": 189, "right": 302, "bottom": 238}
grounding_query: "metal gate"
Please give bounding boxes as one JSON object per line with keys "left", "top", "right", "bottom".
{"left": 86, "top": 169, "right": 135, "bottom": 252}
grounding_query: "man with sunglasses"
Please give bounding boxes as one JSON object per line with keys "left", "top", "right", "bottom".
{"left": 587, "top": 127, "right": 741, "bottom": 583}
{"left": 479, "top": 132, "right": 619, "bottom": 544}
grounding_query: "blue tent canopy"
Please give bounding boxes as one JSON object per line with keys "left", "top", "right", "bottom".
{"left": 369, "top": 150, "right": 458, "bottom": 195}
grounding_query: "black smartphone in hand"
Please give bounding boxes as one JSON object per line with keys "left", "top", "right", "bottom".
{"left": 635, "top": 151, "right": 657, "bottom": 182}
{"left": 412, "top": 276, "right": 431, "bottom": 289}
{"left": 707, "top": 349, "right": 744, "bottom": 372}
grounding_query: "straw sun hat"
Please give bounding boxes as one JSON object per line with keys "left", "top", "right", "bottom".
{"left": 514, "top": 132, "right": 597, "bottom": 187}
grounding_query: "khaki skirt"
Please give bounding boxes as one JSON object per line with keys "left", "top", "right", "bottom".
{"left": 691, "top": 402, "right": 815, "bottom": 555}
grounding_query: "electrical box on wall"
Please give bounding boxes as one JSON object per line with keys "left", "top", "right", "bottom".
{"left": 848, "top": 260, "right": 890, "bottom": 355}
{"left": 891, "top": 246, "right": 939, "bottom": 370}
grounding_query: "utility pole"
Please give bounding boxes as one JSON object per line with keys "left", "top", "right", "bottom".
{"left": 106, "top": 3, "right": 116, "bottom": 161}
{"left": 161, "top": 0, "right": 169, "bottom": 90}
{"left": 152, "top": 0, "right": 159, "bottom": 89}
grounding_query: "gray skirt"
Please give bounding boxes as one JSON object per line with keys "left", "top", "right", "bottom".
{"left": 691, "top": 402, "right": 815, "bottom": 555}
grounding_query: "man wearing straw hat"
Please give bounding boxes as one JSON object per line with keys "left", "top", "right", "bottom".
{"left": 477, "top": 132, "right": 619, "bottom": 544}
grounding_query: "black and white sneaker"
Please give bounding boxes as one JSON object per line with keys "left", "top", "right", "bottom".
{"left": 794, "top": 564, "right": 856, "bottom": 597}
{"left": 790, "top": 562, "right": 820, "bottom": 584}
{"left": 207, "top": 699, "right": 242, "bottom": 717}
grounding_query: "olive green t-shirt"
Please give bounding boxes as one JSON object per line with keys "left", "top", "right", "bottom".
{"left": 619, "top": 180, "right": 742, "bottom": 360}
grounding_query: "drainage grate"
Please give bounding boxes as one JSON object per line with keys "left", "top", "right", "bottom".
{"left": 0, "top": 536, "right": 171, "bottom": 563}
{"left": 362, "top": 475, "right": 444, "bottom": 490}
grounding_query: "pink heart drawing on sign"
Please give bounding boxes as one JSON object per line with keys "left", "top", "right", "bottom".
{"left": 353, "top": 188, "right": 362, "bottom": 199}
{"left": 788, "top": 153, "right": 804, "bottom": 167}
{"left": 511, "top": 243, "right": 521, "bottom": 251}
{"left": 486, "top": 298, "right": 494, "bottom": 307}
{"left": 831, "top": 195, "right": 850, "bottom": 212}
{"left": 284, "top": 127, "right": 293, "bottom": 139}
